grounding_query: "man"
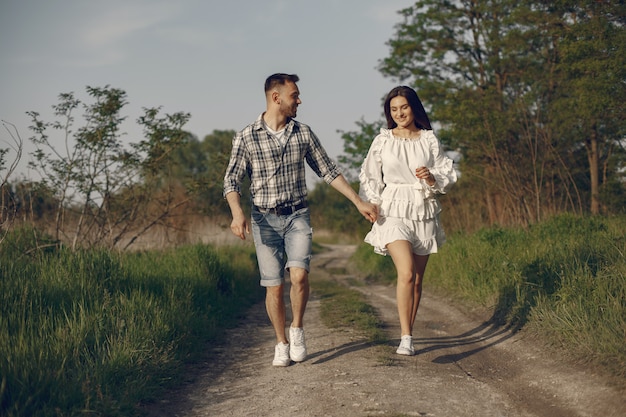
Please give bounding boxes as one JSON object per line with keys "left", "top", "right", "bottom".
{"left": 223, "top": 73, "right": 378, "bottom": 366}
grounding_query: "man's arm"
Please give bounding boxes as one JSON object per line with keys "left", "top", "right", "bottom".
{"left": 225, "top": 191, "right": 250, "bottom": 240}
{"left": 329, "top": 174, "right": 378, "bottom": 223}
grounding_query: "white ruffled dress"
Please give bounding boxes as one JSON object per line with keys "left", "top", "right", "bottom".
{"left": 358, "top": 128, "right": 457, "bottom": 256}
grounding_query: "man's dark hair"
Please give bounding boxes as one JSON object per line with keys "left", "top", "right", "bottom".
{"left": 265, "top": 73, "right": 300, "bottom": 93}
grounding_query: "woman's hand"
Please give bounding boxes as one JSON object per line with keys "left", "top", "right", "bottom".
{"left": 415, "top": 166, "right": 436, "bottom": 186}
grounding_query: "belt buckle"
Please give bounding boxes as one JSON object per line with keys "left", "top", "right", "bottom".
{"left": 277, "top": 205, "right": 294, "bottom": 215}
{"left": 279, "top": 202, "right": 301, "bottom": 215}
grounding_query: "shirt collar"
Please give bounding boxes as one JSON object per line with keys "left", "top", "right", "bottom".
{"left": 254, "top": 113, "right": 295, "bottom": 132}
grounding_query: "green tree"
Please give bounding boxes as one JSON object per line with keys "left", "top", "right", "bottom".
{"left": 27, "top": 85, "right": 192, "bottom": 250}
{"left": 549, "top": 0, "right": 626, "bottom": 214}
{"left": 337, "top": 118, "right": 385, "bottom": 182}
{"left": 367, "top": 0, "right": 626, "bottom": 226}
{"left": 308, "top": 180, "right": 373, "bottom": 239}
{"left": 164, "top": 129, "right": 250, "bottom": 217}
{"left": 200, "top": 129, "right": 241, "bottom": 216}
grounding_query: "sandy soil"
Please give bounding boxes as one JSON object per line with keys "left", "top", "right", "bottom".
{"left": 142, "top": 244, "right": 625, "bottom": 417}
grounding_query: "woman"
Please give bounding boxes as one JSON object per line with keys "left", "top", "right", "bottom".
{"left": 359, "top": 86, "right": 457, "bottom": 355}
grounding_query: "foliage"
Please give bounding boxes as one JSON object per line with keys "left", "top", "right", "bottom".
{"left": 26, "top": 86, "right": 192, "bottom": 250}
{"left": 166, "top": 129, "right": 249, "bottom": 217}
{"left": 336, "top": 0, "right": 626, "bottom": 229}
{"left": 352, "top": 214, "right": 626, "bottom": 378}
{"left": 308, "top": 180, "right": 374, "bottom": 241}
{"left": 349, "top": 242, "right": 396, "bottom": 284}
{"left": 337, "top": 118, "right": 385, "bottom": 182}
{"left": 0, "top": 230, "right": 261, "bottom": 417}
{"left": 549, "top": 0, "right": 626, "bottom": 214}
{"left": 0, "top": 121, "right": 23, "bottom": 243}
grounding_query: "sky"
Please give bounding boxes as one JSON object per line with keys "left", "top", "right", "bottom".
{"left": 0, "top": 0, "right": 416, "bottom": 183}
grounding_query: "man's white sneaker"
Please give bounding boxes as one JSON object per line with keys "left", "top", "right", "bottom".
{"left": 396, "top": 335, "right": 415, "bottom": 356}
{"left": 272, "top": 342, "right": 291, "bottom": 367}
{"left": 289, "top": 327, "right": 307, "bottom": 362}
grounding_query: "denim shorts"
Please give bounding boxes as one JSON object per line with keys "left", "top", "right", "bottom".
{"left": 251, "top": 206, "right": 313, "bottom": 287}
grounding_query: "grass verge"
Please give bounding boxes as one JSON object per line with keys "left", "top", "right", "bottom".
{"left": 351, "top": 214, "right": 626, "bottom": 379}
{"left": 0, "top": 229, "right": 263, "bottom": 417}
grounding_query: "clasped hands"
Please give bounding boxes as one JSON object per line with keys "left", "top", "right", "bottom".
{"left": 358, "top": 200, "right": 379, "bottom": 223}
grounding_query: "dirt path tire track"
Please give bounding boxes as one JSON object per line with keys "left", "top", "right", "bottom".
{"left": 143, "top": 244, "right": 625, "bottom": 417}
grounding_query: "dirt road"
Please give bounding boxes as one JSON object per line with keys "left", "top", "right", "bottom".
{"left": 144, "top": 245, "right": 625, "bottom": 417}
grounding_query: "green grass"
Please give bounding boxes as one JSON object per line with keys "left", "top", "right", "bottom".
{"left": 312, "top": 279, "right": 386, "bottom": 345}
{"left": 3, "top": 213, "right": 623, "bottom": 415}
{"left": 0, "top": 229, "right": 262, "bottom": 417}
{"left": 351, "top": 214, "right": 626, "bottom": 379}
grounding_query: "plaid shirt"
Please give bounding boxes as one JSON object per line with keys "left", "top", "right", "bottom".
{"left": 223, "top": 114, "right": 341, "bottom": 208}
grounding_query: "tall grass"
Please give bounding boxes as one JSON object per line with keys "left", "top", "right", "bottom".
{"left": 0, "top": 228, "right": 262, "bottom": 417}
{"left": 351, "top": 214, "right": 626, "bottom": 378}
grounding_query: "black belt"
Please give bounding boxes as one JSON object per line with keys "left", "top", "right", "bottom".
{"left": 254, "top": 201, "right": 308, "bottom": 216}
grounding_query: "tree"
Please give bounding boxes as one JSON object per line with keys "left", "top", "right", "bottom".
{"left": 164, "top": 129, "right": 244, "bottom": 217}
{"left": 371, "top": 0, "right": 625, "bottom": 227}
{"left": 337, "top": 118, "right": 385, "bottom": 182}
{"left": 549, "top": 0, "right": 626, "bottom": 214}
{"left": 308, "top": 180, "right": 373, "bottom": 239}
{"left": 199, "top": 129, "right": 242, "bottom": 216}
{"left": 0, "top": 121, "right": 23, "bottom": 243}
{"left": 27, "top": 85, "right": 192, "bottom": 250}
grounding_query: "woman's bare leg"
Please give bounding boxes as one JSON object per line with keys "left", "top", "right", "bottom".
{"left": 410, "top": 254, "right": 429, "bottom": 329}
{"left": 387, "top": 240, "right": 417, "bottom": 336}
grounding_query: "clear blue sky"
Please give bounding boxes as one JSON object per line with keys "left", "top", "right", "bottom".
{"left": 1, "top": 0, "right": 415, "bottom": 181}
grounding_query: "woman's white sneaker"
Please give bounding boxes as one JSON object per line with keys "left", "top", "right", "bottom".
{"left": 396, "top": 335, "right": 415, "bottom": 356}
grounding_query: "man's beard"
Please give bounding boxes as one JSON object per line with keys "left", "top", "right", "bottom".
{"left": 282, "top": 103, "right": 297, "bottom": 118}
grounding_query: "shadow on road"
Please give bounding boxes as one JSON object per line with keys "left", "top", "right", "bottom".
{"left": 309, "top": 340, "right": 375, "bottom": 365}
{"left": 414, "top": 320, "right": 517, "bottom": 364}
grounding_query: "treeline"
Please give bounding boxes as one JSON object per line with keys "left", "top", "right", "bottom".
{"left": 2, "top": 1, "right": 625, "bottom": 248}
{"left": 339, "top": 0, "right": 625, "bottom": 232}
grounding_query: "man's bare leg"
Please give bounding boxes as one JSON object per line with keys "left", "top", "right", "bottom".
{"left": 266, "top": 284, "right": 287, "bottom": 343}
{"left": 288, "top": 267, "right": 309, "bottom": 328}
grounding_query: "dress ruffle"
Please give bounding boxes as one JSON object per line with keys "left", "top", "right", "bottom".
{"left": 364, "top": 216, "right": 446, "bottom": 256}
{"left": 379, "top": 183, "right": 440, "bottom": 221}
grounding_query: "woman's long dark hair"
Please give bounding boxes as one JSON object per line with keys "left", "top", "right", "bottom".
{"left": 383, "top": 86, "right": 432, "bottom": 130}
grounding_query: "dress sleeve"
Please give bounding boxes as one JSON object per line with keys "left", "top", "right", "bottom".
{"left": 358, "top": 134, "right": 385, "bottom": 205}
{"left": 426, "top": 131, "right": 457, "bottom": 194}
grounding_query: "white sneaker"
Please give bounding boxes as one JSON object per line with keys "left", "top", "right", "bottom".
{"left": 289, "top": 327, "right": 307, "bottom": 362}
{"left": 272, "top": 342, "right": 290, "bottom": 367}
{"left": 396, "top": 335, "right": 415, "bottom": 356}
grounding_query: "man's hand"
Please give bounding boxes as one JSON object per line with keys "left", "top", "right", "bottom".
{"left": 225, "top": 191, "right": 249, "bottom": 240}
{"left": 230, "top": 214, "right": 250, "bottom": 240}
{"left": 328, "top": 174, "right": 378, "bottom": 223}
{"left": 357, "top": 200, "right": 378, "bottom": 223}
